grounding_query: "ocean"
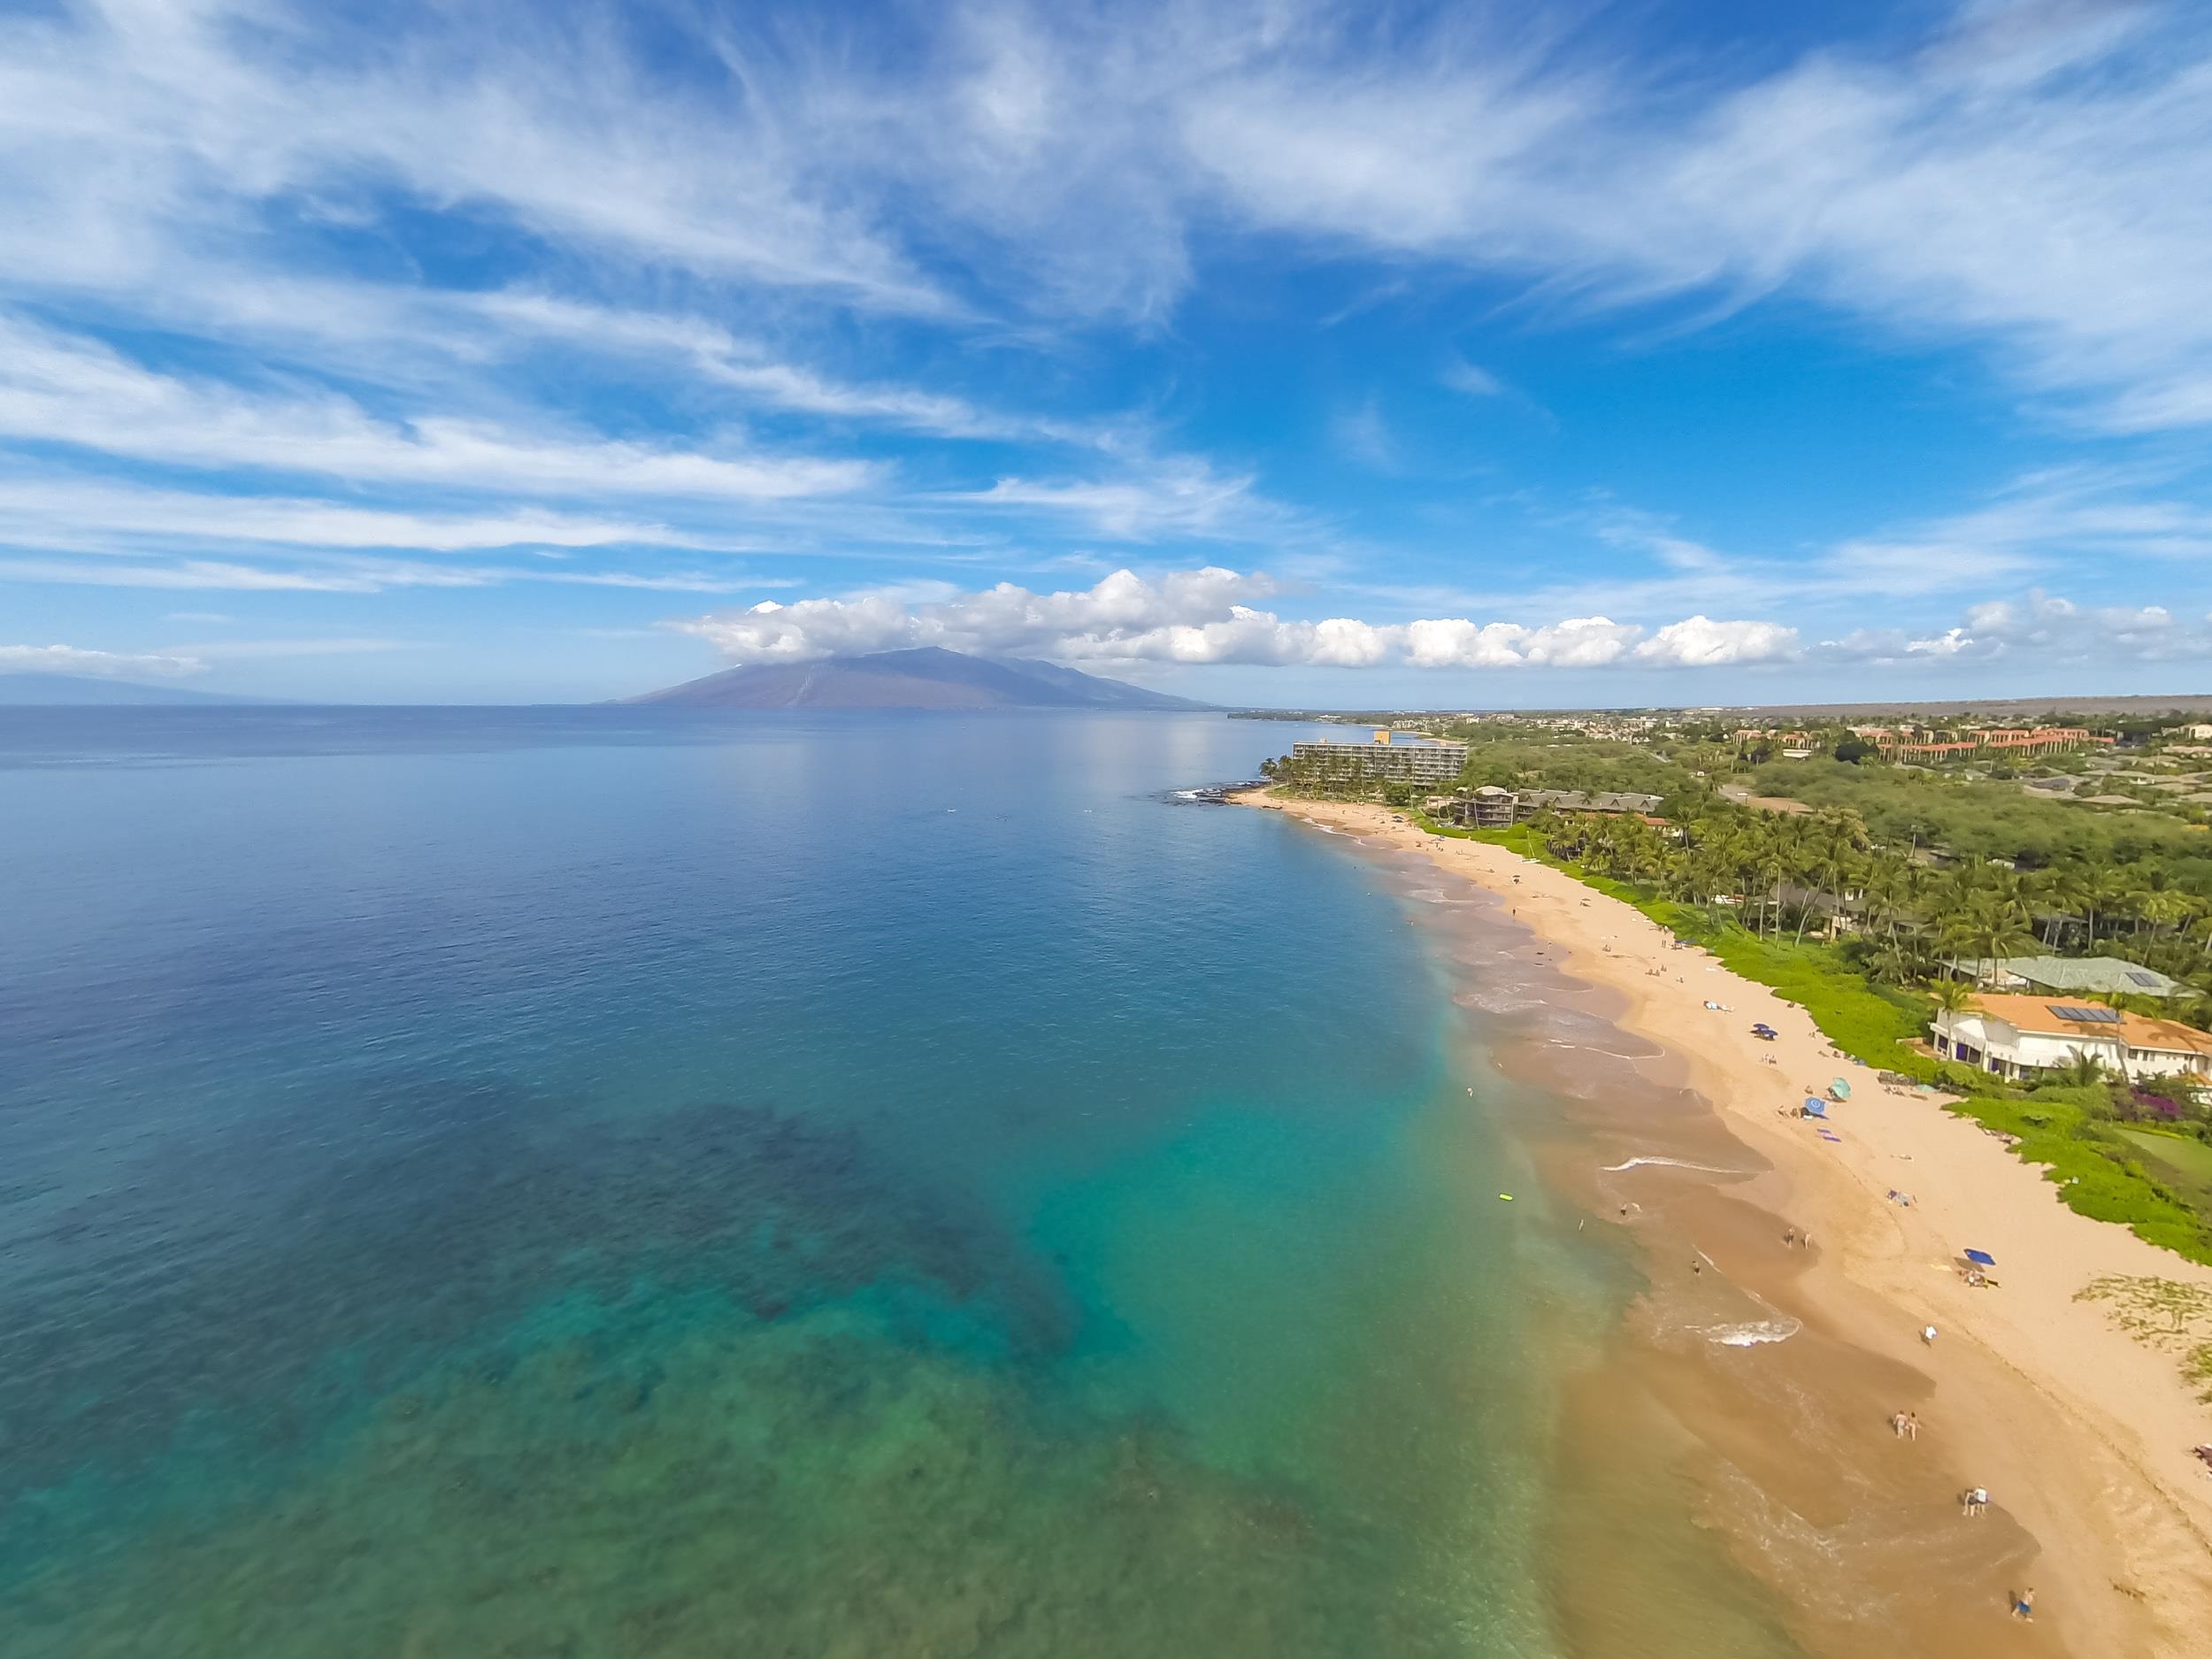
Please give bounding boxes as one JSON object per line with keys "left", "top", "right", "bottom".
{"left": 0, "top": 708, "right": 1808, "bottom": 1657}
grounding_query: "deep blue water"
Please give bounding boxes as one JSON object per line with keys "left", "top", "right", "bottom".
{"left": 0, "top": 708, "right": 1588, "bottom": 1656}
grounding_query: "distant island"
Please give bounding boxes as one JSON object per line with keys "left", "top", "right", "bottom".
{"left": 0, "top": 672, "right": 268, "bottom": 707}
{"left": 622, "top": 647, "right": 1214, "bottom": 711}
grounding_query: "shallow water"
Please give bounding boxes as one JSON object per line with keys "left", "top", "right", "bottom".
{"left": 0, "top": 710, "right": 1811, "bottom": 1656}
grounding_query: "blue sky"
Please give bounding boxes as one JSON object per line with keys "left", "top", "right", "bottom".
{"left": 4, "top": 0, "right": 2212, "bottom": 706}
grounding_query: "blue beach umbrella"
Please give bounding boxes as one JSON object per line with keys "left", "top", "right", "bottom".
{"left": 1963, "top": 1248, "right": 1996, "bottom": 1267}
{"left": 1802, "top": 1098, "right": 1827, "bottom": 1118}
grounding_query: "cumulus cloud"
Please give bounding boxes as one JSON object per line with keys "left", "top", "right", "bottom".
{"left": 1634, "top": 615, "right": 1801, "bottom": 667}
{"left": 1826, "top": 591, "right": 2212, "bottom": 664}
{"left": 0, "top": 642, "right": 205, "bottom": 678}
{"left": 670, "top": 567, "right": 1801, "bottom": 671}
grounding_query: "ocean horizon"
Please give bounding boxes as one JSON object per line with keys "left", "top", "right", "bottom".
{"left": 1, "top": 708, "right": 1807, "bottom": 1657}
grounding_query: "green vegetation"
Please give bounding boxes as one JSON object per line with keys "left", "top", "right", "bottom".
{"left": 2115, "top": 1126, "right": 2212, "bottom": 1207}
{"left": 1348, "top": 796, "right": 2212, "bottom": 1266}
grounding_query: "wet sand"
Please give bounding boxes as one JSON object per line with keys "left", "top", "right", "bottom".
{"left": 1238, "top": 792, "right": 2212, "bottom": 1658}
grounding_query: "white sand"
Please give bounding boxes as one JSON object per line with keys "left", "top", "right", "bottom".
{"left": 1240, "top": 793, "right": 2212, "bottom": 1656}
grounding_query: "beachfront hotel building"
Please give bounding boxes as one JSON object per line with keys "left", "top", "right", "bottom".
{"left": 1932, "top": 995, "right": 2212, "bottom": 1081}
{"left": 1291, "top": 731, "right": 1470, "bottom": 786}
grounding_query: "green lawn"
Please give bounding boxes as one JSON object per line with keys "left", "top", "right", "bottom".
{"left": 2116, "top": 1126, "right": 2212, "bottom": 1205}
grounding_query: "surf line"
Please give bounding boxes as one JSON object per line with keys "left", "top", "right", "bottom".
{"left": 1601, "top": 1156, "right": 1755, "bottom": 1176}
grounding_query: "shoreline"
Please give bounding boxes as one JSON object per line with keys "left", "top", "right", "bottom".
{"left": 1235, "top": 789, "right": 2212, "bottom": 1657}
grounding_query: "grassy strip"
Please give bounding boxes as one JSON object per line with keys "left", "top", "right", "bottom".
{"left": 1401, "top": 807, "right": 2212, "bottom": 1265}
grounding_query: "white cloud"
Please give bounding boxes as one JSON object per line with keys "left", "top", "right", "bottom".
{"left": 0, "top": 478, "right": 708, "bottom": 554}
{"left": 1331, "top": 398, "right": 1397, "bottom": 471}
{"left": 1440, "top": 356, "right": 1507, "bottom": 397}
{"left": 1175, "top": 4, "right": 2212, "bottom": 429}
{"left": 0, "top": 642, "right": 205, "bottom": 677}
{"left": 0, "top": 553, "right": 760, "bottom": 595}
{"left": 671, "top": 566, "right": 1795, "bottom": 671}
{"left": 0, "top": 0, "right": 941, "bottom": 312}
{"left": 1401, "top": 616, "right": 1646, "bottom": 669}
{"left": 1632, "top": 615, "right": 1801, "bottom": 666}
{"left": 473, "top": 293, "right": 1111, "bottom": 446}
{"left": 0, "top": 318, "right": 874, "bottom": 501}
{"left": 5, "top": 1, "right": 2210, "bottom": 434}
{"left": 1827, "top": 591, "right": 2212, "bottom": 664}
{"left": 949, "top": 460, "right": 1265, "bottom": 539}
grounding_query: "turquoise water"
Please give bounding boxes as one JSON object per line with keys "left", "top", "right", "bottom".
{"left": 1, "top": 709, "right": 1606, "bottom": 1656}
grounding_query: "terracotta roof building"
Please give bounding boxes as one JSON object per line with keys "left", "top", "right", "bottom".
{"left": 1932, "top": 994, "right": 2212, "bottom": 1081}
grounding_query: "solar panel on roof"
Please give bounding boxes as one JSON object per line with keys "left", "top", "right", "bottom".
{"left": 2049, "top": 1004, "right": 2122, "bottom": 1023}
{"left": 2127, "top": 971, "right": 2164, "bottom": 988}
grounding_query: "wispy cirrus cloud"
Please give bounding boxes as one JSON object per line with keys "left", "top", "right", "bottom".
{"left": 0, "top": 319, "right": 874, "bottom": 502}
{"left": 0, "top": 478, "right": 708, "bottom": 555}
{"left": 4, "top": 2, "right": 2210, "bottom": 700}
{"left": 944, "top": 458, "right": 1271, "bottom": 540}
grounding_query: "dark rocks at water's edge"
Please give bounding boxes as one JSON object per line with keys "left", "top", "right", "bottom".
{"left": 1174, "top": 780, "right": 1266, "bottom": 804}
{"left": 621, "top": 647, "right": 1216, "bottom": 711}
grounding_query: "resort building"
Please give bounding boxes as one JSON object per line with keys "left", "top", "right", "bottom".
{"left": 1878, "top": 727, "right": 2114, "bottom": 764}
{"left": 1932, "top": 995, "right": 2212, "bottom": 1081}
{"left": 1435, "top": 787, "right": 1666, "bottom": 827}
{"left": 1516, "top": 788, "right": 1666, "bottom": 818}
{"left": 1943, "top": 955, "right": 2179, "bottom": 998}
{"left": 1290, "top": 732, "right": 1469, "bottom": 785}
{"left": 1442, "top": 785, "right": 1518, "bottom": 828}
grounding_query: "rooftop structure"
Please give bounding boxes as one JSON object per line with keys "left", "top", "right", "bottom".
{"left": 1517, "top": 788, "right": 1667, "bottom": 817}
{"left": 1878, "top": 726, "right": 2113, "bottom": 763}
{"left": 1944, "top": 956, "right": 2179, "bottom": 998}
{"left": 1932, "top": 995, "right": 2212, "bottom": 1081}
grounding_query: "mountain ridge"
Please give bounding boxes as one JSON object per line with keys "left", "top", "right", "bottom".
{"left": 622, "top": 647, "right": 1214, "bottom": 710}
{"left": 0, "top": 672, "right": 272, "bottom": 707}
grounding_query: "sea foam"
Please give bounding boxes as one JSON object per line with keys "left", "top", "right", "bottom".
{"left": 1601, "top": 1156, "right": 1753, "bottom": 1176}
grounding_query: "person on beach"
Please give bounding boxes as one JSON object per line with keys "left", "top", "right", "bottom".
{"left": 1922, "top": 1325, "right": 1938, "bottom": 1346}
{"left": 1905, "top": 1412, "right": 1920, "bottom": 1441}
{"left": 1890, "top": 1411, "right": 1908, "bottom": 1437}
{"left": 2012, "top": 1587, "right": 2034, "bottom": 1621}
{"left": 1784, "top": 1226, "right": 1798, "bottom": 1248}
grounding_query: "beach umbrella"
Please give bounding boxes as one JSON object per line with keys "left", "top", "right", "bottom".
{"left": 1963, "top": 1248, "right": 1996, "bottom": 1267}
{"left": 1802, "top": 1098, "right": 1827, "bottom": 1118}
{"left": 1830, "top": 1078, "right": 1852, "bottom": 1100}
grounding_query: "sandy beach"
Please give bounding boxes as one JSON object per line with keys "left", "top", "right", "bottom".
{"left": 1237, "top": 790, "right": 2212, "bottom": 1658}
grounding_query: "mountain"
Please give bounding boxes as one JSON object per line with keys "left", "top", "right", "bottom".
{"left": 624, "top": 647, "right": 1214, "bottom": 710}
{"left": 0, "top": 673, "right": 269, "bottom": 707}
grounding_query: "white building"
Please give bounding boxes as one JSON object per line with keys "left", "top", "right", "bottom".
{"left": 1932, "top": 995, "right": 2212, "bottom": 1081}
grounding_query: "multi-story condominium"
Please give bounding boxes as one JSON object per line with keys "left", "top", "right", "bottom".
{"left": 1291, "top": 731, "right": 1469, "bottom": 785}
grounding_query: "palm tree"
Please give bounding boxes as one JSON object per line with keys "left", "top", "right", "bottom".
{"left": 2030, "top": 864, "right": 2092, "bottom": 951}
{"left": 1926, "top": 976, "right": 1975, "bottom": 1013}
{"left": 2052, "top": 1049, "right": 2110, "bottom": 1089}
{"left": 1938, "top": 888, "right": 2035, "bottom": 981}
{"left": 2137, "top": 887, "right": 2196, "bottom": 941}
{"left": 1859, "top": 851, "right": 1921, "bottom": 942}
{"left": 2085, "top": 869, "right": 2138, "bottom": 947}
